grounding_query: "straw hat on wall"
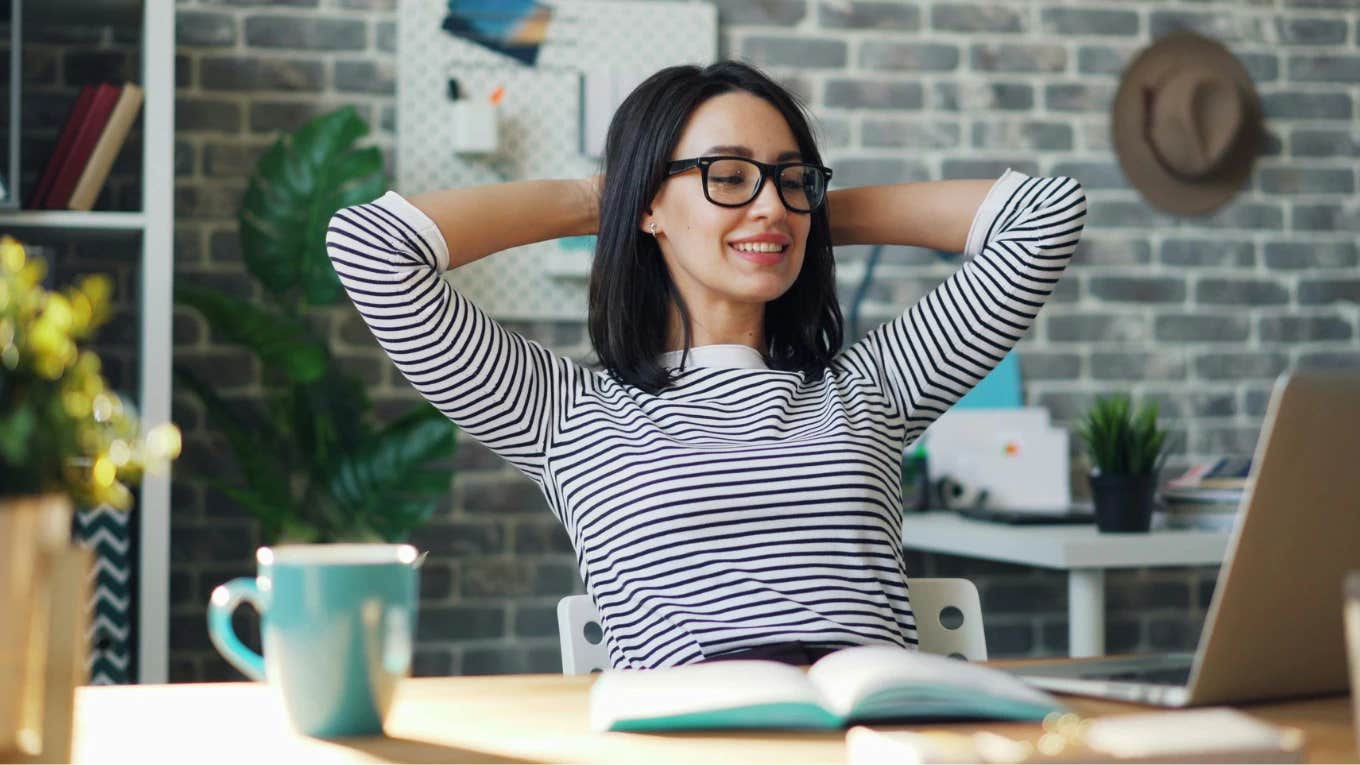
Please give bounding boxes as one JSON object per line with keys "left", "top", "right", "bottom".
{"left": 1112, "top": 31, "right": 1265, "bottom": 216}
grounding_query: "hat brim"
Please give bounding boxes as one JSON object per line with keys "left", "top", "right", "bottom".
{"left": 1112, "top": 32, "right": 1264, "bottom": 217}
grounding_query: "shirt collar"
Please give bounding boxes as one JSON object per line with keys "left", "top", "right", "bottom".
{"left": 658, "top": 344, "right": 770, "bottom": 371}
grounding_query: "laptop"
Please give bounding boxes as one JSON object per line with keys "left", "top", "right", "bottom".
{"left": 1009, "top": 371, "right": 1360, "bottom": 707}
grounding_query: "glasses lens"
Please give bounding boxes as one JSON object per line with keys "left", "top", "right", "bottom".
{"left": 779, "top": 164, "right": 824, "bottom": 212}
{"left": 705, "top": 158, "right": 761, "bottom": 205}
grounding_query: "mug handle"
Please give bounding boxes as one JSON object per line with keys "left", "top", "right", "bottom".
{"left": 207, "top": 577, "right": 266, "bottom": 681}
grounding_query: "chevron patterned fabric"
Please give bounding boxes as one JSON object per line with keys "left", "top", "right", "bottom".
{"left": 74, "top": 505, "right": 132, "bottom": 685}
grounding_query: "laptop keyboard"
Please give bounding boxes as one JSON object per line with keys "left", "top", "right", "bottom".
{"left": 1101, "top": 665, "right": 1193, "bottom": 685}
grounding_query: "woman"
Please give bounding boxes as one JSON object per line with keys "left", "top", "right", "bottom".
{"left": 327, "top": 61, "right": 1085, "bottom": 669}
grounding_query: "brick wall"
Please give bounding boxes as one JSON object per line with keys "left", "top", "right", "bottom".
{"left": 163, "top": 0, "right": 1359, "bottom": 680}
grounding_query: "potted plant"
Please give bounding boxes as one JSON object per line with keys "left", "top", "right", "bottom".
{"left": 174, "top": 106, "right": 458, "bottom": 544}
{"left": 0, "top": 236, "right": 180, "bottom": 756}
{"left": 1076, "top": 394, "right": 1170, "bottom": 533}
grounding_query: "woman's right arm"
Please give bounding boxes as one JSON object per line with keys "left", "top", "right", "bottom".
{"left": 408, "top": 177, "right": 600, "bottom": 268}
{"left": 326, "top": 178, "right": 598, "bottom": 484}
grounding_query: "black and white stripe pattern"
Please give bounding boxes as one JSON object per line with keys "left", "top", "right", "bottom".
{"left": 327, "top": 171, "right": 1086, "bottom": 669}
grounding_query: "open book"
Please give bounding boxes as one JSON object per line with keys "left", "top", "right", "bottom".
{"left": 589, "top": 645, "right": 1066, "bottom": 732}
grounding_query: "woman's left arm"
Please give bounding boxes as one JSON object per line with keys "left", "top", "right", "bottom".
{"left": 826, "top": 180, "right": 996, "bottom": 251}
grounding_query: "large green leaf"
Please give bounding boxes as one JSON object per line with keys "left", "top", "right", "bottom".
{"left": 239, "top": 107, "right": 387, "bottom": 306}
{"left": 327, "top": 404, "right": 458, "bottom": 540}
{"left": 175, "top": 283, "right": 327, "bottom": 384}
{"left": 281, "top": 365, "right": 373, "bottom": 473}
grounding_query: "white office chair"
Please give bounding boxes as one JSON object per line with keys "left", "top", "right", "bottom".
{"left": 557, "top": 577, "right": 987, "bottom": 675}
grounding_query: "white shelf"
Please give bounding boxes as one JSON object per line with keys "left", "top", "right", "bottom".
{"left": 0, "top": 210, "right": 147, "bottom": 231}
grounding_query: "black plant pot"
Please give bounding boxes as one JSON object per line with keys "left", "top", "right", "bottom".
{"left": 1088, "top": 472, "right": 1157, "bottom": 533}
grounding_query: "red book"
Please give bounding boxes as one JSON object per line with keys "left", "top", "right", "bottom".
{"left": 43, "top": 83, "right": 121, "bottom": 210}
{"left": 28, "top": 84, "right": 95, "bottom": 209}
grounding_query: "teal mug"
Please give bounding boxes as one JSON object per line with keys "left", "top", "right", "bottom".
{"left": 207, "top": 544, "right": 421, "bottom": 738}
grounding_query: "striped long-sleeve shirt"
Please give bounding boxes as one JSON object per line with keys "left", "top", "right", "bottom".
{"left": 326, "top": 170, "right": 1087, "bottom": 669}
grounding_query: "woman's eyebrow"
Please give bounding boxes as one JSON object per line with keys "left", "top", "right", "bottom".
{"left": 701, "top": 145, "right": 803, "bottom": 162}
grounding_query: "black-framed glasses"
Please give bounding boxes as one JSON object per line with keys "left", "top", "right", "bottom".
{"left": 666, "top": 155, "right": 833, "bottom": 213}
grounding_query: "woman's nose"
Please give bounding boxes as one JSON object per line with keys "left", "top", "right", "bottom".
{"left": 749, "top": 175, "right": 787, "bottom": 219}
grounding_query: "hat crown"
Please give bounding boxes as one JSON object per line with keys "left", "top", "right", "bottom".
{"left": 1146, "top": 67, "right": 1244, "bottom": 180}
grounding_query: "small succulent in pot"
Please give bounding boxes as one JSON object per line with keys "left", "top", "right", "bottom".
{"left": 1076, "top": 394, "right": 1169, "bottom": 533}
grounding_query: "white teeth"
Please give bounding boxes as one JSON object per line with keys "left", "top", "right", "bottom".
{"left": 731, "top": 242, "right": 785, "bottom": 253}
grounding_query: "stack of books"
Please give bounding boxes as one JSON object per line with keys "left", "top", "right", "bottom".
{"left": 1157, "top": 455, "right": 1252, "bottom": 531}
{"left": 27, "top": 82, "right": 144, "bottom": 211}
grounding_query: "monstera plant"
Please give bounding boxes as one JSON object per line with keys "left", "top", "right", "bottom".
{"left": 175, "top": 107, "right": 458, "bottom": 543}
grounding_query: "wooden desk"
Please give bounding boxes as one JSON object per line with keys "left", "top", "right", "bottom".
{"left": 902, "top": 511, "right": 1231, "bottom": 656}
{"left": 73, "top": 673, "right": 1355, "bottom": 763}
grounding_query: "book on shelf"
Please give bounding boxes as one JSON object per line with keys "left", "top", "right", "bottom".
{"left": 27, "top": 82, "right": 142, "bottom": 212}
{"left": 845, "top": 707, "right": 1305, "bottom": 763}
{"left": 588, "top": 644, "right": 1066, "bottom": 732}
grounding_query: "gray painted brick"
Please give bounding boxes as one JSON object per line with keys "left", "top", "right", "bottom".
{"left": 1240, "top": 53, "right": 1281, "bottom": 84}
{"left": 1294, "top": 203, "right": 1360, "bottom": 232}
{"left": 1050, "top": 161, "right": 1127, "bottom": 190}
{"left": 933, "top": 81, "right": 1033, "bottom": 111}
{"left": 818, "top": 0, "right": 920, "bottom": 30}
{"left": 1107, "top": 578, "right": 1190, "bottom": 610}
{"left": 1149, "top": 616, "right": 1203, "bottom": 652}
{"left": 176, "top": 54, "right": 194, "bottom": 88}
{"left": 419, "top": 563, "right": 454, "bottom": 601}
{"left": 1149, "top": 11, "right": 1268, "bottom": 43}
{"left": 1198, "top": 202, "right": 1284, "bottom": 231}
{"left": 1160, "top": 239, "right": 1255, "bottom": 268}
{"left": 242, "top": 16, "right": 366, "bottom": 51}
{"left": 1258, "top": 315, "right": 1353, "bottom": 342}
{"left": 743, "top": 36, "right": 846, "bottom": 68}
{"left": 461, "top": 560, "right": 534, "bottom": 598}
{"left": 177, "top": 10, "right": 236, "bottom": 47}
{"left": 1298, "top": 352, "right": 1360, "bottom": 370}
{"left": 970, "top": 43, "right": 1067, "bottom": 73}
{"left": 201, "top": 56, "right": 325, "bottom": 92}
{"left": 418, "top": 606, "right": 505, "bottom": 641}
{"left": 1044, "top": 82, "right": 1114, "bottom": 112}
{"left": 412, "top": 648, "right": 453, "bottom": 678}
{"left": 176, "top": 97, "right": 243, "bottom": 133}
{"left": 941, "top": 158, "right": 1040, "bottom": 179}
{"left": 824, "top": 79, "right": 923, "bottom": 110}
{"left": 513, "top": 604, "right": 561, "bottom": 639}
{"left": 1041, "top": 8, "right": 1138, "bottom": 36}
{"left": 1091, "top": 352, "right": 1188, "bottom": 380}
{"left": 1292, "top": 129, "right": 1360, "bottom": 157}
{"left": 1047, "top": 312, "right": 1151, "bottom": 343}
{"left": 832, "top": 158, "right": 931, "bottom": 187}
{"left": 1263, "top": 241, "right": 1358, "bottom": 270}
{"left": 1191, "top": 425, "right": 1264, "bottom": 455}
{"left": 972, "top": 121, "right": 1073, "bottom": 151}
{"left": 1261, "top": 91, "right": 1352, "bottom": 121}
{"left": 931, "top": 3, "right": 1024, "bottom": 33}
{"left": 1089, "top": 276, "right": 1186, "bottom": 304}
{"left": 408, "top": 520, "right": 505, "bottom": 555}
{"left": 532, "top": 560, "right": 582, "bottom": 596}
{"left": 982, "top": 582, "right": 1066, "bottom": 615}
{"left": 861, "top": 119, "right": 960, "bottom": 149}
{"left": 1076, "top": 46, "right": 1133, "bottom": 76}
{"left": 65, "top": 51, "right": 136, "bottom": 85}
{"left": 1299, "top": 279, "right": 1360, "bottom": 305}
{"left": 1087, "top": 200, "right": 1173, "bottom": 229}
{"left": 1074, "top": 236, "right": 1151, "bottom": 265}
{"left": 1276, "top": 16, "right": 1349, "bottom": 44}
{"left": 1017, "top": 352, "right": 1081, "bottom": 380}
{"left": 860, "top": 41, "right": 960, "bottom": 72}
{"left": 513, "top": 518, "right": 575, "bottom": 554}
{"left": 377, "top": 20, "right": 396, "bottom": 52}
{"left": 714, "top": 0, "right": 807, "bottom": 26}
{"left": 1259, "top": 167, "right": 1354, "bottom": 194}
{"left": 1194, "top": 352, "right": 1289, "bottom": 381}
{"left": 983, "top": 621, "right": 1036, "bottom": 656}
{"left": 334, "top": 60, "right": 396, "bottom": 95}
{"left": 1154, "top": 314, "right": 1250, "bottom": 343}
{"left": 1288, "top": 54, "right": 1360, "bottom": 83}
{"left": 1196, "top": 278, "right": 1289, "bottom": 306}
{"left": 174, "top": 141, "right": 194, "bottom": 177}
{"left": 816, "top": 116, "right": 851, "bottom": 148}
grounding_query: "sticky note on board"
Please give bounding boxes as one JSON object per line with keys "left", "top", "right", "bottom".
{"left": 581, "top": 68, "right": 647, "bottom": 157}
{"left": 954, "top": 351, "right": 1022, "bottom": 409}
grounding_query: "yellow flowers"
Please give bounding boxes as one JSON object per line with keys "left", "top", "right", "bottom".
{"left": 0, "top": 235, "right": 180, "bottom": 509}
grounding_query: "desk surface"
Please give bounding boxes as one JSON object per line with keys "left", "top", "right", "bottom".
{"left": 902, "top": 511, "right": 1231, "bottom": 569}
{"left": 73, "top": 672, "right": 1355, "bottom": 763}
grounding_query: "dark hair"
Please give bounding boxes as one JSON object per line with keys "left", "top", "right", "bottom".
{"left": 587, "top": 60, "right": 843, "bottom": 395}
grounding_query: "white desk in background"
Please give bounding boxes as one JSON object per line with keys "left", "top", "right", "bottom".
{"left": 901, "top": 511, "right": 1231, "bottom": 658}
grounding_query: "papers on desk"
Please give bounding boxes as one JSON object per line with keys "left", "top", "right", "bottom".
{"left": 924, "top": 408, "right": 1071, "bottom": 514}
{"left": 846, "top": 707, "right": 1305, "bottom": 763}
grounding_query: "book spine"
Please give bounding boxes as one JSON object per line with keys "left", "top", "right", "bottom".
{"left": 43, "top": 83, "right": 122, "bottom": 210}
{"left": 27, "top": 85, "right": 95, "bottom": 209}
{"left": 66, "top": 84, "right": 144, "bottom": 212}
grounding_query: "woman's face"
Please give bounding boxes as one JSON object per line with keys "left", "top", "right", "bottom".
{"left": 645, "top": 91, "right": 812, "bottom": 318}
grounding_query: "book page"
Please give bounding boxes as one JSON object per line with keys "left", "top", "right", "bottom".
{"left": 589, "top": 660, "right": 830, "bottom": 731}
{"left": 806, "top": 645, "right": 1062, "bottom": 718}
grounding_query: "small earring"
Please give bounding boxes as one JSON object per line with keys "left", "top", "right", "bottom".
{"left": 649, "top": 222, "right": 657, "bottom": 236}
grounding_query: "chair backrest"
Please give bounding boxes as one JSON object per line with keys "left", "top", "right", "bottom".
{"left": 556, "top": 577, "right": 987, "bottom": 675}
